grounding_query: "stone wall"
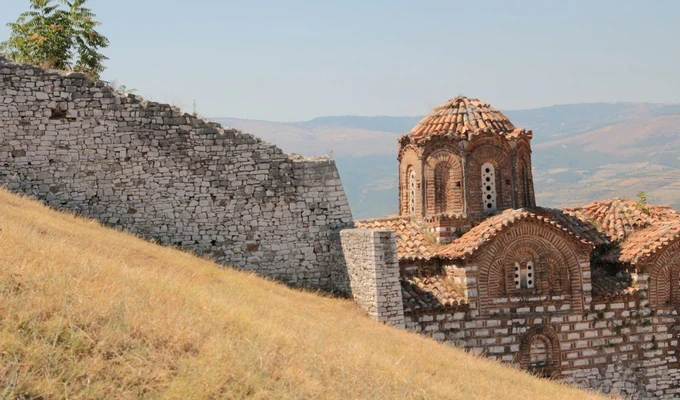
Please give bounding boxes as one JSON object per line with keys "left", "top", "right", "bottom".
{"left": 0, "top": 57, "right": 353, "bottom": 289}
{"left": 339, "top": 229, "right": 405, "bottom": 327}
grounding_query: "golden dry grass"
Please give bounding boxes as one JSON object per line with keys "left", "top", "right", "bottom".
{"left": 0, "top": 188, "right": 605, "bottom": 399}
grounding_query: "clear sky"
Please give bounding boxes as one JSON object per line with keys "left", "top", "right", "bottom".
{"left": 2, "top": 0, "right": 679, "bottom": 121}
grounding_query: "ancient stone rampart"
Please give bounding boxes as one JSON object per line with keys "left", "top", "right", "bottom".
{"left": 0, "top": 57, "right": 352, "bottom": 289}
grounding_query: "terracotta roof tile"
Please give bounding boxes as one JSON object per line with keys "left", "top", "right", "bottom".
{"left": 438, "top": 208, "right": 598, "bottom": 260}
{"left": 564, "top": 198, "right": 678, "bottom": 242}
{"left": 591, "top": 267, "right": 637, "bottom": 300}
{"left": 355, "top": 216, "right": 438, "bottom": 260}
{"left": 603, "top": 222, "right": 680, "bottom": 265}
{"left": 401, "top": 96, "right": 530, "bottom": 145}
{"left": 565, "top": 199, "right": 680, "bottom": 265}
{"left": 401, "top": 274, "right": 468, "bottom": 313}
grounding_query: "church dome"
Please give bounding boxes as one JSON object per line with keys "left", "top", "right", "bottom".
{"left": 406, "top": 96, "right": 528, "bottom": 144}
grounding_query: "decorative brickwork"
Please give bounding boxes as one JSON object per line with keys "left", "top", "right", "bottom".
{"left": 397, "top": 96, "right": 535, "bottom": 241}
{"left": 646, "top": 239, "right": 680, "bottom": 308}
{"left": 361, "top": 95, "right": 680, "bottom": 398}
{"left": 518, "top": 324, "right": 561, "bottom": 377}
{"left": 398, "top": 145, "right": 422, "bottom": 216}
{"left": 469, "top": 221, "right": 589, "bottom": 315}
{"left": 465, "top": 138, "right": 514, "bottom": 217}
{"left": 515, "top": 141, "right": 535, "bottom": 208}
{"left": 424, "top": 150, "right": 463, "bottom": 215}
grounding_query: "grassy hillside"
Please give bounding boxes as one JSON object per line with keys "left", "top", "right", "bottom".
{"left": 0, "top": 189, "right": 603, "bottom": 399}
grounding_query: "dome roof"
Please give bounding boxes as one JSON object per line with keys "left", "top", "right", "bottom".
{"left": 405, "top": 96, "right": 529, "bottom": 144}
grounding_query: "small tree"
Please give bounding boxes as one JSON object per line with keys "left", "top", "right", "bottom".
{"left": 1, "top": 0, "right": 109, "bottom": 80}
{"left": 635, "top": 191, "right": 650, "bottom": 215}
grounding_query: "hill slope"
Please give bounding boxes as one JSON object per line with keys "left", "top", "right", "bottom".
{"left": 0, "top": 189, "right": 601, "bottom": 399}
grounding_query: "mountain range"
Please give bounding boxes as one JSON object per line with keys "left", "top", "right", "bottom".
{"left": 213, "top": 102, "right": 680, "bottom": 219}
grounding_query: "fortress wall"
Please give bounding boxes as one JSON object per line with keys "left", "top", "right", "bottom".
{"left": 0, "top": 57, "right": 353, "bottom": 289}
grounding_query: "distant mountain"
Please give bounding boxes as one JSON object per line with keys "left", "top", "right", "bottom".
{"left": 214, "top": 102, "right": 680, "bottom": 219}
{"left": 298, "top": 116, "right": 421, "bottom": 134}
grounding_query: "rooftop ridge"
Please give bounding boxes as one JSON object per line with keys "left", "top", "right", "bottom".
{"left": 438, "top": 207, "right": 600, "bottom": 260}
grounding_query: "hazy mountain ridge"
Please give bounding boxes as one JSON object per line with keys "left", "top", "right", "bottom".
{"left": 215, "top": 102, "right": 680, "bottom": 219}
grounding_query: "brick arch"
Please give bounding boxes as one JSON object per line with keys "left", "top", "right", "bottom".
{"left": 466, "top": 143, "right": 513, "bottom": 217}
{"left": 501, "top": 239, "right": 569, "bottom": 294}
{"left": 424, "top": 150, "right": 463, "bottom": 215}
{"left": 648, "top": 240, "right": 680, "bottom": 308}
{"left": 476, "top": 222, "right": 585, "bottom": 314}
{"left": 518, "top": 325, "right": 561, "bottom": 377}
{"left": 397, "top": 142, "right": 422, "bottom": 162}
{"left": 399, "top": 146, "right": 422, "bottom": 216}
{"left": 488, "top": 258, "right": 507, "bottom": 296}
{"left": 421, "top": 136, "right": 462, "bottom": 161}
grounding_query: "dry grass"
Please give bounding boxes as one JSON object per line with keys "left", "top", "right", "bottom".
{"left": 0, "top": 189, "right": 605, "bottom": 399}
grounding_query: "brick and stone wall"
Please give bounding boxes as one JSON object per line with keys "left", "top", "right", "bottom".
{"left": 0, "top": 57, "right": 353, "bottom": 289}
{"left": 404, "top": 293, "right": 680, "bottom": 399}
{"left": 339, "top": 229, "right": 405, "bottom": 327}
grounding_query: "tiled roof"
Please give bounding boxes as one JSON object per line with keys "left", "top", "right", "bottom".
{"left": 355, "top": 216, "right": 438, "bottom": 260}
{"left": 566, "top": 199, "right": 680, "bottom": 265}
{"left": 438, "top": 208, "right": 598, "bottom": 260}
{"left": 401, "top": 275, "right": 468, "bottom": 313}
{"left": 403, "top": 96, "right": 529, "bottom": 145}
{"left": 565, "top": 198, "right": 678, "bottom": 242}
{"left": 590, "top": 267, "right": 637, "bottom": 300}
{"left": 532, "top": 207, "right": 609, "bottom": 247}
{"left": 603, "top": 222, "right": 680, "bottom": 265}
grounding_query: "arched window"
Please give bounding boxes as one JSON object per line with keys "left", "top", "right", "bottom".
{"left": 434, "top": 162, "right": 451, "bottom": 214}
{"left": 529, "top": 339, "right": 548, "bottom": 367}
{"left": 407, "top": 167, "right": 416, "bottom": 215}
{"left": 481, "top": 162, "right": 497, "bottom": 212}
{"left": 514, "top": 261, "right": 535, "bottom": 289}
{"left": 519, "top": 329, "right": 561, "bottom": 377}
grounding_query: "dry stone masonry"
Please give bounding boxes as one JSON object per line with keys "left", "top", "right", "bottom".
{"left": 0, "top": 56, "right": 352, "bottom": 289}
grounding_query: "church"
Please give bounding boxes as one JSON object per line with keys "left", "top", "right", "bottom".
{"left": 354, "top": 96, "right": 680, "bottom": 398}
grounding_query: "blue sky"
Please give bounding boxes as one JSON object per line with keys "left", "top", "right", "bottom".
{"left": 2, "top": 0, "right": 679, "bottom": 121}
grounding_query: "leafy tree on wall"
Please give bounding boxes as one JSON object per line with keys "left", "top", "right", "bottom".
{"left": 0, "top": 0, "right": 109, "bottom": 80}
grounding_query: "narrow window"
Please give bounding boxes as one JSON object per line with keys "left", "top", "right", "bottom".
{"left": 481, "top": 162, "right": 497, "bottom": 212}
{"left": 408, "top": 167, "right": 416, "bottom": 215}
{"left": 514, "top": 261, "right": 535, "bottom": 290}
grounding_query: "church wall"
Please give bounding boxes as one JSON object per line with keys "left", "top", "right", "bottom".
{"left": 404, "top": 293, "right": 680, "bottom": 399}
{"left": 401, "top": 222, "right": 680, "bottom": 398}
{"left": 466, "top": 221, "right": 592, "bottom": 315}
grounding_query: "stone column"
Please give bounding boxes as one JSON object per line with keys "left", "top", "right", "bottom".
{"left": 340, "top": 229, "right": 405, "bottom": 328}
